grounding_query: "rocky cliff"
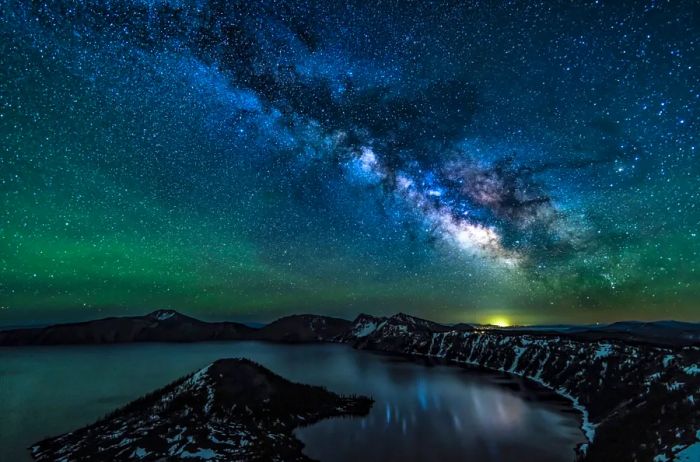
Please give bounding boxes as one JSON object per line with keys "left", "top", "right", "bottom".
{"left": 344, "top": 313, "right": 700, "bottom": 461}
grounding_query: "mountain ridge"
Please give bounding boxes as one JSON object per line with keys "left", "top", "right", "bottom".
{"left": 0, "top": 310, "right": 351, "bottom": 346}
{"left": 2, "top": 309, "right": 698, "bottom": 347}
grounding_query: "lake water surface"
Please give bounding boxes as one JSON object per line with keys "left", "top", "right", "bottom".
{"left": 0, "top": 342, "right": 583, "bottom": 461}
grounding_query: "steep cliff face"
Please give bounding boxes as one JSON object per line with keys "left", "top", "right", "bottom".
{"left": 347, "top": 314, "right": 700, "bottom": 462}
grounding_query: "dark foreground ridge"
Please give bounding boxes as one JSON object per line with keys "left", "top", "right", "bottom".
{"left": 31, "top": 358, "right": 373, "bottom": 462}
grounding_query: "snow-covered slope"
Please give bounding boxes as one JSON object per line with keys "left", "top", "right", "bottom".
{"left": 339, "top": 313, "right": 452, "bottom": 342}
{"left": 345, "top": 313, "right": 700, "bottom": 462}
{"left": 31, "top": 359, "right": 372, "bottom": 462}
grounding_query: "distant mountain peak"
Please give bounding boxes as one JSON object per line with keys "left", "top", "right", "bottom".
{"left": 355, "top": 312, "right": 378, "bottom": 318}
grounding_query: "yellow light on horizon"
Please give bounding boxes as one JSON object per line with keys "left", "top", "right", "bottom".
{"left": 487, "top": 316, "right": 511, "bottom": 328}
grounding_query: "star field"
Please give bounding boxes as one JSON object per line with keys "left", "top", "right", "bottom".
{"left": 0, "top": 0, "right": 698, "bottom": 324}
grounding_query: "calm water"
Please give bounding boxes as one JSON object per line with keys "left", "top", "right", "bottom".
{"left": 0, "top": 342, "right": 583, "bottom": 462}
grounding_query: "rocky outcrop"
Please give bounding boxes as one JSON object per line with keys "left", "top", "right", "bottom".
{"left": 345, "top": 313, "right": 700, "bottom": 462}
{"left": 31, "top": 358, "right": 372, "bottom": 462}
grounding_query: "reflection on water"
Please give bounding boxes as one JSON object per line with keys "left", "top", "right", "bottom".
{"left": 0, "top": 342, "right": 582, "bottom": 462}
{"left": 295, "top": 354, "right": 582, "bottom": 462}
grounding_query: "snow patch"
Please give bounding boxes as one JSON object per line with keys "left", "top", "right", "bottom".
{"left": 674, "top": 441, "right": 700, "bottom": 461}
{"left": 354, "top": 321, "right": 378, "bottom": 338}
{"left": 593, "top": 343, "right": 613, "bottom": 360}
{"left": 154, "top": 310, "right": 176, "bottom": 321}
{"left": 667, "top": 381, "right": 685, "bottom": 391}
{"left": 180, "top": 448, "right": 217, "bottom": 459}
{"left": 556, "top": 387, "right": 597, "bottom": 442}
{"left": 131, "top": 447, "right": 149, "bottom": 459}
{"left": 682, "top": 364, "right": 699, "bottom": 376}
{"left": 509, "top": 346, "right": 526, "bottom": 372}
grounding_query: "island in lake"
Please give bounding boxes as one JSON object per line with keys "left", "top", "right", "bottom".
{"left": 31, "top": 358, "right": 373, "bottom": 462}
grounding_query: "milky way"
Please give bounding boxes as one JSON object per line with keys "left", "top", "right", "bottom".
{"left": 1, "top": 1, "right": 698, "bottom": 324}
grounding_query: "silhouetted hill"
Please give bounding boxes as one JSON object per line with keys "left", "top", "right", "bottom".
{"left": 486, "top": 320, "right": 700, "bottom": 348}
{"left": 0, "top": 310, "right": 255, "bottom": 345}
{"left": 574, "top": 320, "right": 700, "bottom": 347}
{"left": 254, "top": 314, "right": 352, "bottom": 342}
{"left": 0, "top": 310, "right": 355, "bottom": 346}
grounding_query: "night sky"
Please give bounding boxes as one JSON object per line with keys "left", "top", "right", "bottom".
{"left": 1, "top": 1, "right": 698, "bottom": 325}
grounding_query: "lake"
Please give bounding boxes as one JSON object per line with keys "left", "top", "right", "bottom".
{"left": 0, "top": 342, "right": 583, "bottom": 461}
